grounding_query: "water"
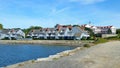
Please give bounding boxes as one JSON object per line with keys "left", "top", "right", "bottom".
{"left": 0, "top": 44, "right": 77, "bottom": 67}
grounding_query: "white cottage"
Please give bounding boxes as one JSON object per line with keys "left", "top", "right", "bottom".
{"left": 0, "top": 29, "right": 10, "bottom": 39}
{"left": 0, "top": 29, "right": 25, "bottom": 40}
{"left": 9, "top": 29, "right": 25, "bottom": 39}
{"left": 72, "top": 26, "right": 90, "bottom": 40}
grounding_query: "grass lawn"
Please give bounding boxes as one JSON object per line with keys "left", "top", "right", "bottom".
{"left": 94, "top": 38, "right": 108, "bottom": 44}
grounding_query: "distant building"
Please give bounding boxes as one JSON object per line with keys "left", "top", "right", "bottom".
{"left": 72, "top": 26, "right": 90, "bottom": 40}
{"left": 0, "top": 29, "right": 10, "bottom": 39}
{"left": 9, "top": 28, "right": 25, "bottom": 39}
{"left": 0, "top": 29, "right": 25, "bottom": 40}
{"left": 27, "top": 29, "right": 45, "bottom": 39}
{"left": 27, "top": 24, "right": 90, "bottom": 40}
{"left": 56, "top": 25, "right": 74, "bottom": 40}
{"left": 84, "top": 24, "right": 116, "bottom": 34}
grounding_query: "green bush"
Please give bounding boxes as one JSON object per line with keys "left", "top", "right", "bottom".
{"left": 95, "top": 33, "right": 102, "bottom": 37}
{"left": 118, "top": 34, "right": 120, "bottom": 38}
{"left": 83, "top": 44, "right": 90, "bottom": 48}
{"left": 81, "top": 37, "right": 87, "bottom": 40}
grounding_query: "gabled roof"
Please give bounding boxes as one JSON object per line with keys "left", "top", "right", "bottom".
{"left": 47, "top": 28, "right": 55, "bottom": 32}
{"left": 59, "top": 27, "right": 68, "bottom": 33}
{"left": 0, "top": 29, "right": 10, "bottom": 34}
{"left": 9, "top": 28, "right": 21, "bottom": 33}
{"left": 29, "top": 29, "right": 43, "bottom": 34}
{"left": 72, "top": 26, "right": 84, "bottom": 32}
{"left": 55, "top": 24, "right": 72, "bottom": 31}
{"left": 0, "top": 28, "right": 24, "bottom": 34}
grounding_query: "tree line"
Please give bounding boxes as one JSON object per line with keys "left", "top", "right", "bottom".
{"left": 23, "top": 26, "right": 42, "bottom": 36}
{"left": 0, "top": 23, "right": 3, "bottom": 29}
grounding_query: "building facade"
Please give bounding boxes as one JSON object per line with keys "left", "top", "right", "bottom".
{"left": 27, "top": 24, "right": 90, "bottom": 40}
{"left": 0, "top": 29, "right": 25, "bottom": 40}
{"left": 84, "top": 24, "right": 116, "bottom": 34}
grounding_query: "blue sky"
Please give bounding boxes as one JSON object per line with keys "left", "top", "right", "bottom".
{"left": 0, "top": 0, "right": 120, "bottom": 28}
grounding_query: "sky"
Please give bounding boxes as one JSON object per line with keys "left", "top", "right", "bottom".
{"left": 0, "top": 0, "right": 120, "bottom": 28}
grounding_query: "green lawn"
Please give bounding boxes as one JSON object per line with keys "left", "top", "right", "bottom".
{"left": 94, "top": 38, "right": 108, "bottom": 44}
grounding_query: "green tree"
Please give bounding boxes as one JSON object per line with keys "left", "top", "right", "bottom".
{"left": 84, "top": 27, "right": 96, "bottom": 40}
{"left": 29, "top": 26, "right": 42, "bottom": 29}
{"left": 84, "top": 27, "right": 94, "bottom": 37}
{"left": 23, "top": 26, "right": 42, "bottom": 36}
{"left": 116, "top": 29, "right": 120, "bottom": 38}
{"left": 116, "top": 29, "right": 120, "bottom": 34}
{"left": 72, "top": 25, "right": 80, "bottom": 27}
{"left": 0, "top": 23, "right": 3, "bottom": 29}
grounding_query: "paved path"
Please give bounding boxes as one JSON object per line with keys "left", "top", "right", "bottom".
{"left": 6, "top": 41, "right": 120, "bottom": 68}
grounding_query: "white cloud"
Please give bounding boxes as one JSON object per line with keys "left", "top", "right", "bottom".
{"left": 50, "top": 7, "right": 70, "bottom": 15}
{"left": 69, "top": 0, "right": 105, "bottom": 5}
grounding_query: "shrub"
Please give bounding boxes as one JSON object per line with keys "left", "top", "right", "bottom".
{"left": 95, "top": 33, "right": 102, "bottom": 37}
{"left": 83, "top": 44, "right": 90, "bottom": 48}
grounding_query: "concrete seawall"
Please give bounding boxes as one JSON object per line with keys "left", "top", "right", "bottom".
{"left": 0, "top": 40, "right": 90, "bottom": 46}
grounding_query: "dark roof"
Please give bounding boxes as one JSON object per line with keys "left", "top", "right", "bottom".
{"left": 0, "top": 29, "right": 10, "bottom": 34}
{"left": 29, "top": 29, "right": 43, "bottom": 34}
{"left": 42, "top": 28, "right": 55, "bottom": 32}
{"left": 10, "top": 29, "right": 20, "bottom": 32}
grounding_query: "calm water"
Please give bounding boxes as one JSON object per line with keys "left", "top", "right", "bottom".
{"left": 0, "top": 44, "right": 77, "bottom": 67}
